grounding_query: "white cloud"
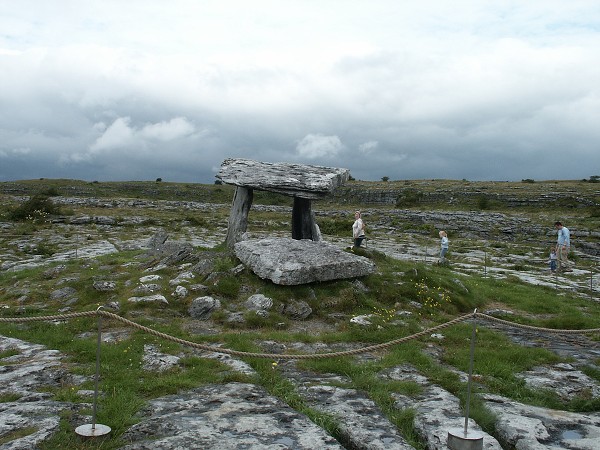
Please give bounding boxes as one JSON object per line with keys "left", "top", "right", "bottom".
{"left": 139, "top": 117, "right": 195, "bottom": 141}
{"left": 296, "top": 134, "right": 343, "bottom": 159}
{"left": 90, "top": 117, "right": 134, "bottom": 152}
{"left": 1, "top": 1, "right": 600, "bottom": 182}
{"left": 359, "top": 141, "right": 378, "bottom": 155}
{"left": 89, "top": 116, "right": 196, "bottom": 153}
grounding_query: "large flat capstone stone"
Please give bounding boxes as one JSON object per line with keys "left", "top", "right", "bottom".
{"left": 234, "top": 238, "right": 376, "bottom": 285}
{"left": 216, "top": 158, "right": 350, "bottom": 199}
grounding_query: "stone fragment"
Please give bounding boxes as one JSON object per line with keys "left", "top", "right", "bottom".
{"left": 169, "top": 271, "right": 195, "bottom": 286}
{"left": 142, "top": 344, "right": 181, "bottom": 372}
{"left": 127, "top": 294, "right": 168, "bottom": 305}
{"left": 139, "top": 275, "right": 161, "bottom": 283}
{"left": 244, "top": 294, "right": 273, "bottom": 311}
{"left": 350, "top": 314, "right": 375, "bottom": 326}
{"left": 43, "top": 264, "right": 67, "bottom": 279}
{"left": 132, "top": 283, "right": 161, "bottom": 294}
{"left": 172, "top": 285, "right": 188, "bottom": 299}
{"left": 50, "top": 287, "right": 77, "bottom": 300}
{"left": 189, "top": 296, "right": 221, "bottom": 319}
{"left": 93, "top": 280, "right": 116, "bottom": 291}
{"left": 234, "top": 237, "right": 375, "bottom": 285}
{"left": 281, "top": 300, "right": 312, "bottom": 319}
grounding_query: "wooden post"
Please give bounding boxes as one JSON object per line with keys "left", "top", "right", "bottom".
{"left": 292, "top": 197, "right": 314, "bottom": 240}
{"left": 225, "top": 186, "right": 253, "bottom": 248}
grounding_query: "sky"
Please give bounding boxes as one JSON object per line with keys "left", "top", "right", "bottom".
{"left": 1, "top": 0, "right": 599, "bottom": 183}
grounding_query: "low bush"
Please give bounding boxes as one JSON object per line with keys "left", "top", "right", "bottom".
{"left": 8, "top": 195, "right": 60, "bottom": 222}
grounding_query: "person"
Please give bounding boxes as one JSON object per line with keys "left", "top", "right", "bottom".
{"left": 554, "top": 221, "right": 571, "bottom": 272}
{"left": 351, "top": 210, "right": 366, "bottom": 249}
{"left": 548, "top": 247, "right": 557, "bottom": 273}
{"left": 439, "top": 230, "right": 449, "bottom": 264}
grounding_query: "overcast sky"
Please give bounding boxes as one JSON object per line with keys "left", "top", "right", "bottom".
{"left": 1, "top": 1, "right": 599, "bottom": 183}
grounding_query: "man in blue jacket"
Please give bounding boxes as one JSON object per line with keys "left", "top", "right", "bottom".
{"left": 554, "top": 221, "right": 572, "bottom": 272}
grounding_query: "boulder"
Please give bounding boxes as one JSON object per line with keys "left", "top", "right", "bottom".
{"left": 234, "top": 238, "right": 375, "bottom": 285}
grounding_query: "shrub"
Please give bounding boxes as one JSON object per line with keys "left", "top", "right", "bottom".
{"left": 318, "top": 218, "right": 350, "bottom": 237}
{"left": 213, "top": 275, "right": 240, "bottom": 298}
{"left": 477, "top": 195, "right": 489, "bottom": 210}
{"left": 396, "top": 189, "right": 424, "bottom": 207}
{"left": 8, "top": 195, "right": 60, "bottom": 222}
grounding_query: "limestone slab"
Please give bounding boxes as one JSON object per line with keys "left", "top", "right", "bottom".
{"left": 216, "top": 158, "right": 350, "bottom": 199}
{"left": 234, "top": 238, "right": 376, "bottom": 285}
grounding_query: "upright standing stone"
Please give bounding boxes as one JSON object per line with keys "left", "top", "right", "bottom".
{"left": 225, "top": 186, "right": 253, "bottom": 248}
{"left": 292, "top": 197, "right": 314, "bottom": 240}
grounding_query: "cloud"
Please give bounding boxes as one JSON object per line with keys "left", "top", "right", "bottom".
{"left": 89, "top": 116, "right": 196, "bottom": 153}
{"left": 139, "top": 117, "right": 195, "bottom": 141}
{"left": 90, "top": 117, "right": 134, "bottom": 152}
{"left": 1, "top": 1, "right": 600, "bottom": 183}
{"left": 358, "top": 141, "right": 378, "bottom": 155}
{"left": 296, "top": 134, "right": 343, "bottom": 159}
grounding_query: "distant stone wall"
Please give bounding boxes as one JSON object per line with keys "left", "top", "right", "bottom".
{"left": 330, "top": 186, "right": 600, "bottom": 208}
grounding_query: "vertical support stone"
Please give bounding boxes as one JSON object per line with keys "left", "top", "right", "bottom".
{"left": 292, "top": 197, "right": 315, "bottom": 240}
{"left": 225, "top": 186, "right": 253, "bottom": 249}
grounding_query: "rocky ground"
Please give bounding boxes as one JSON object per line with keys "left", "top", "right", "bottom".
{"left": 1, "top": 195, "right": 600, "bottom": 449}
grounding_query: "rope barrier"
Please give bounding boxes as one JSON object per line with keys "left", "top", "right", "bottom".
{"left": 474, "top": 312, "right": 600, "bottom": 334}
{"left": 1, "top": 310, "right": 599, "bottom": 360}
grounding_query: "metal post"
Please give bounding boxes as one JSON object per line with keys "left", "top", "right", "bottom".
{"left": 591, "top": 267, "right": 594, "bottom": 301}
{"left": 75, "top": 307, "right": 111, "bottom": 438}
{"left": 464, "top": 309, "right": 477, "bottom": 435}
{"left": 447, "top": 309, "right": 484, "bottom": 449}
{"left": 483, "top": 251, "right": 487, "bottom": 277}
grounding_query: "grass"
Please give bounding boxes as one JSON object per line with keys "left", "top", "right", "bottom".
{"left": 1, "top": 177, "right": 600, "bottom": 448}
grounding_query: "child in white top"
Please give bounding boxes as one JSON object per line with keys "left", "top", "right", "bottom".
{"left": 352, "top": 211, "right": 366, "bottom": 249}
{"left": 439, "top": 230, "right": 449, "bottom": 264}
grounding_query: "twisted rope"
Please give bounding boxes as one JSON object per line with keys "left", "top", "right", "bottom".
{"left": 475, "top": 312, "right": 600, "bottom": 334}
{"left": 1, "top": 310, "right": 599, "bottom": 360}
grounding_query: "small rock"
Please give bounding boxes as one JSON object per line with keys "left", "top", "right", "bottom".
{"left": 50, "top": 287, "right": 77, "bottom": 300}
{"left": 142, "top": 344, "right": 181, "bottom": 372}
{"left": 244, "top": 294, "right": 273, "bottom": 311}
{"left": 92, "top": 280, "right": 116, "bottom": 292}
{"left": 132, "top": 283, "right": 162, "bottom": 294}
{"left": 189, "top": 296, "right": 221, "bottom": 319}
{"left": 350, "top": 314, "right": 374, "bottom": 326}
{"left": 172, "top": 285, "right": 188, "bottom": 299}
{"left": 127, "top": 294, "right": 168, "bottom": 305}
{"left": 282, "top": 300, "right": 312, "bottom": 320}
{"left": 140, "top": 275, "right": 162, "bottom": 283}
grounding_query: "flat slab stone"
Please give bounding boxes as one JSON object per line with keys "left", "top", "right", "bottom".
{"left": 234, "top": 238, "right": 376, "bottom": 285}
{"left": 483, "top": 393, "right": 600, "bottom": 449}
{"left": 216, "top": 158, "right": 350, "bottom": 199}
{"left": 118, "top": 382, "right": 344, "bottom": 449}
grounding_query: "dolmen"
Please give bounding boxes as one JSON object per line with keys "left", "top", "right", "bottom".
{"left": 216, "top": 158, "right": 375, "bottom": 285}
